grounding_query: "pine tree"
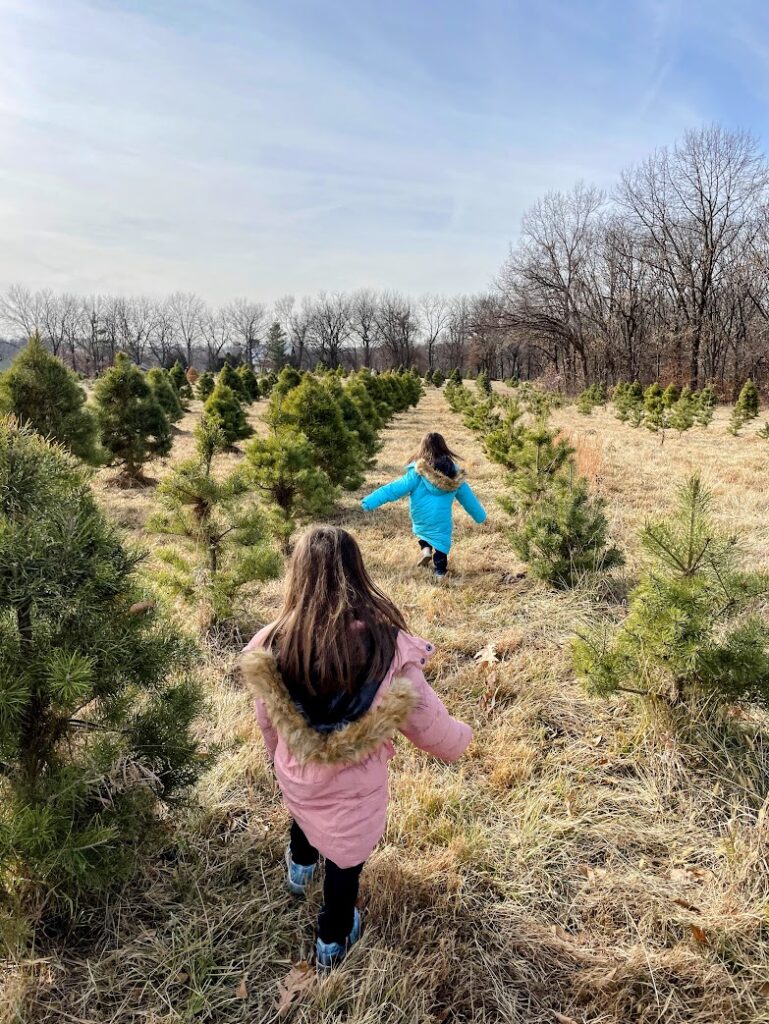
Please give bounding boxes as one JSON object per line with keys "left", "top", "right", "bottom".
{"left": 195, "top": 371, "right": 216, "bottom": 402}
{"left": 695, "top": 385, "right": 717, "bottom": 427}
{"left": 0, "top": 334, "right": 100, "bottom": 464}
{"left": 94, "top": 354, "right": 172, "bottom": 482}
{"left": 668, "top": 386, "right": 695, "bottom": 433}
{"left": 267, "top": 374, "right": 365, "bottom": 489}
{"left": 265, "top": 322, "right": 289, "bottom": 370}
{"left": 448, "top": 368, "right": 462, "bottom": 385}
{"left": 237, "top": 363, "right": 260, "bottom": 402}
{"left": 503, "top": 470, "right": 623, "bottom": 587}
{"left": 432, "top": 369, "right": 445, "bottom": 388}
{"left": 643, "top": 382, "right": 667, "bottom": 432}
{"left": 0, "top": 420, "right": 204, "bottom": 916}
{"left": 146, "top": 368, "right": 184, "bottom": 424}
{"left": 482, "top": 399, "right": 525, "bottom": 468}
{"left": 577, "top": 388, "right": 595, "bottom": 415}
{"left": 245, "top": 430, "right": 337, "bottom": 551}
{"left": 202, "top": 382, "right": 253, "bottom": 447}
{"left": 730, "top": 379, "right": 760, "bottom": 434}
{"left": 573, "top": 476, "right": 769, "bottom": 711}
{"left": 169, "top": 360, "right": 192, "bottom": 401}
{"left": 662, "top": 383, "right": 680, "bottom": 408}
{"left": 323, "top": 375, "right": 381, "bottom": 463}
{"left": 614, "top": 381, "right": 644, "bottom": 424}
{"left": 150, "top": 420, "right": 281, "bottom": 632}
{"left": 346, "top": 375, "right": 384, "bottom": 432}
{"left": 476, "top": 370, "right": 492, "bottom": 396}
{"left": 218, "top": 361, "right": 247, "bottom": 400}
{"left": 259, "top": 372, "right": 278, "bottom": 397}
{"left": 272, "top": 365, "right": 302, "bottom": 399}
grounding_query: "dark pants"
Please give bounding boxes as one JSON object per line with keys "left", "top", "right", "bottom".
{"left": 418, "top": 539, "right": 448, "bottom": 573}
{"left": 290, "top": 821, "right": 364, "bottom": 945}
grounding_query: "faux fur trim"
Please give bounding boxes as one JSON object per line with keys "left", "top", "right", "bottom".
{"left": 415, "top": 457, "right": 467, "bottom": 493}
{"left": 240, "top": 649, "right": 418, "bottom": 766}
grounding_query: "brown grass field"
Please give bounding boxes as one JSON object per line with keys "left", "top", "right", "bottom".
{"left": 3, "top": 387, "right": 769, "bottom": 1023}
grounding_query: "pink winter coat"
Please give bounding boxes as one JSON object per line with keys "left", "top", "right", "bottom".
{"left": 241, "top": 627, "right": 472, "bottom": 868}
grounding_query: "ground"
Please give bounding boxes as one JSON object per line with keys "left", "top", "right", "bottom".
{"left": 3, "top": 388, "right": 768, "bottom": 1024}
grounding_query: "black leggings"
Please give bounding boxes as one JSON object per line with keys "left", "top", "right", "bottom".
{"left": 418, "top": 539, "right": 448, "bottom": 573}
{"left": 290, "top": 821, "right": 364, "bottom": 945}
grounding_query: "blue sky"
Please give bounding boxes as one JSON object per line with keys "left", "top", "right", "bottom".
{"left": 1, "top": 0, "right": 769, "bottom": 303}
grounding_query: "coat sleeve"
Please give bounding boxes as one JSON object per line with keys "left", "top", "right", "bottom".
{"left": 398, "top": 664, "right": 472, "bottom": 762}
{"left": 254, "top": 698, "right": 278, "bottom": 763}
{"left": 455, "top": 482, "right": 487, "bottom": 524}
{"left": 361, "top": 468, "right": 418, "bottom": 511}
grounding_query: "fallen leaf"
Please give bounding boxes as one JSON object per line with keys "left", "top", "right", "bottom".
{"left": 173, "top": 971, "right": 190, "bottom": 985}
{"left": 276, "top": 961, "right": 314, "bottom": 1015}
{"left": 234, "top": 977, "right": 248, "bottom": 999}
{"left": 554, "top": 1013, "right": 579, "bottom": 1024}
{"left": 474, "top": 643, "right": 499, "bottom": 666}
{"left": 577, "top": 863, "right": 594, "bottom": 880}
{"left": 672, "top": 897, "right": 703, "bottom": 914}
{"left": 759, "top": 981, "right": 769, "bottom": 998}
{"left": 690, "top": 924, "right": 708, "bottom": 945}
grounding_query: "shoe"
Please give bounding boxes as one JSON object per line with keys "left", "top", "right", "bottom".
{"left": 285, "top": 845, "right": 316, "bottom": 896}
{"left": 316, "top": 908, "right": 362, "bottom": 972}
{"left": 417, "top": 546, "right": 433, "bottom": 568}
{"left": 434, "top": 570, "right": 447, "bottom": 582}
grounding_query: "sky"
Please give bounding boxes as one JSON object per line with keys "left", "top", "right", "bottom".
{"left": 2, "top": 0, "right": 769, "bottom": 304}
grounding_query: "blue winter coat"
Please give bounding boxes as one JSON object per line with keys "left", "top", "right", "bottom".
{"left": 361, "top": 458, "right": 486, "bottom": 554}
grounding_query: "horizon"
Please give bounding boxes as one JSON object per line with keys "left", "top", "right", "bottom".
{"left": 2, "top": 0, "right": 769, "bottom": 306}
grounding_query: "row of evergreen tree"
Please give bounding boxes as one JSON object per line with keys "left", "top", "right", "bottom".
{"left": 0, "top": 343, "right": 421, "bottom": 931}
{"left": 444, "top": 376, "right": 622, "bottom": 587}
{"left": 442, "top": 377, "right": 769, "bottom": 723}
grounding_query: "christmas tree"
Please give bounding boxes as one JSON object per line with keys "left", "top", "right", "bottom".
{"left": 245, "top": 430, "right": 337, "bottom": 551}
{"left": 195, "top": 371, "right": 216, "bottom": 401}
{"left": 0, "top": 419, "right": 204, "bottom": 916}
{"left": 169, "top": 360, "right": 192, "bottom": 402}
{"left": 146, "top": 368, "right": 184, "bottom": 424}
{"left": 202, "top": 382, "right": 253, "bottom": 447}
{"left": 662, "top": 383, "right": 680, "bottom": 408}
{"left": 643, "top": 382, "right": 667, "bottom": 432}
{"left": 432, "top": 369, "right": 445, "bottom": 388}
{"left": 237, "top": 363, "right": 260, "bottom": 402}
{"left": 0, "top": 334, "right": 100, "bottom": 464}
{"left": 272, "top": 365, "right": 302, "bottom": 399}
{"left": 93, "top": 354, "right": 172, "bottom": 483}
{"left": 573, "top": 475, "right": 769, "bottom": 711}
{"left": 218, "top": 361, "right": 247, "bottom": 401}
{"left": 267, "top": 374, "right": 365, "bottom": 489}
{"left": 668, "top": 386, "right": 695, "bottom": 433}
{"left": 729, "top": 378, "right": 760, "bottom": 435}
{"left": 448, "top": 368, "right": 462, "bottom": 384}
{"left": 476, "top": 370, "right": 492, "bottom": 396}
{"left": 151, "top": 420, "right": 281, "bottom": 631}
{"left": 265, "top": 321, "right": 289, "bottom": 370}
{"left": 695, "top": 385, "right": 717, "bottom": 427}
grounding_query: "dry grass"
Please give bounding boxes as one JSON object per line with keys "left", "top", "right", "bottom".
{"left": 3, "top": 389, "right": 769, "bottom": 1023}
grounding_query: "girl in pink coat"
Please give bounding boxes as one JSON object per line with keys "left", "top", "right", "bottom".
{"left": 241, "top": 525, "right": 472, "bottom": 970}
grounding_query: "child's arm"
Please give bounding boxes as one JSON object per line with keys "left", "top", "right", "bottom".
{"left": 455, "top": 482, "right": 487, "bottom": 524}
{"left": 254, "top": 699, "right": 279, "bottom": 763}
{"left": 398, "top": 664, "right": 472, "bottom": 762}
{"left": 361, "top": 468, "right": 418, "bottom": 511}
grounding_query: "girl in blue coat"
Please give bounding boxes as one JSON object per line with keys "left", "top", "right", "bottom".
{"left": 360, "top": 433, "right": 486, "bottom": 578}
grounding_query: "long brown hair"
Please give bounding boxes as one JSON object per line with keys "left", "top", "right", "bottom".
{"left": 408, "top": 431, "right": 461, "bottom": 466}
{"left": 267, "top": 526, "right": 407, "bottom": 696}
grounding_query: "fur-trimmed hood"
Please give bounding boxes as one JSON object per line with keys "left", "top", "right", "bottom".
{"left": 240, "top": 648, "right": 418, "bottom": 766}
{"left": 414, "top": 458, "right": 467, "bottom": 493}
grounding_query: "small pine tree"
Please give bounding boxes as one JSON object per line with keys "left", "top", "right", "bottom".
{"left": 150, "top": 420, "right": 281, "bottom": 631}
{"left": 218, "top": 361, "right": 247, "bottom": 400}
{"left": 576, "top": 389, "right": 595, "bottom": 415}
{"left": 432, "top": 369, "right": 445, "bottom": 388}
{"left": 0, "top": 334, "right": 100, "bottom": 463}
{"left": 196, "top": 371, "right": 216, "bottom": 402}
{"left": 483, "top": 399, "right": 526, "bottom": 468}
{"left": 146, "top": 368, "right": 184, "bottom": 424}
{"left": 668, "top": 386, "right": 695, "bottom": 433}
{"left": 94, "top": 354, "right": 172, "bottom": 482}
{"left": 448, "top": 368, "right": 462, "bottom": 385}
{"left": 573, "top": 476, "right": 769, "bottom": 711}
{"left": 503, "top": 470, "right": 623, "bottom": 587}
{"left": 0, "top": 420, "right": 204, "bottom": 917}
{"left": 694, "top": 385, "right": 716, "bottom": 427}
{"left": 736, "top": 378, "right": 760, "bottom": 420}
{"left": 237, "top": 364, "right": 260, "bottom": 403}
{"left": 476, "top": 370, "right": 492, "bottom": 396}
{"left": 202, "top": 382, "right": 253, "bottom": 447}
{"left": 661, "top": 383, "right": 680, "bottom": 408}
{"left": 643, "top": 382, "right": 667, "bottom": 432}
{"left": 267, "top": 374, "right": 365, "bottom": 489}
{"left": 169, "top": 360, "right": 192, "bottom": 401}
{"left": 272, "top": 365, "right": 302, "bottom": 399}
{"left": 245, "top": 430, "right": 338, "bottom": 551}
{"left": 266, "top": 322, "right": 289, "bottom": 371}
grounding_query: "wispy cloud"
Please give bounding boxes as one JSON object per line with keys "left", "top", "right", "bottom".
{"left": 0, "top": 0, "right": 763, "bottom": 302}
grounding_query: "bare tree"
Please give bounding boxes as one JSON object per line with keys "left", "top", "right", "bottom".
{"left": 169, "top": 291, "right": 205, "bottom": 367}
{"left": 149, "top": 298, "right": 179, "bottom": 368}
{"left": 351, "top": 289, "right": 380, "bottom": 368}
{"left": 0, "top": 285, "right": 45, "bottom": 341}
{"left": 225, "top": 297, "right": 266, "bottom": 368}
{"left": 201, "top": 307, "right": 231, "bottom": 370}
{"left": 308, "top": 292, "right": 353, "bottom": 368}
{"left": 418, "top": 293, "right": 449, "bottom": 372}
